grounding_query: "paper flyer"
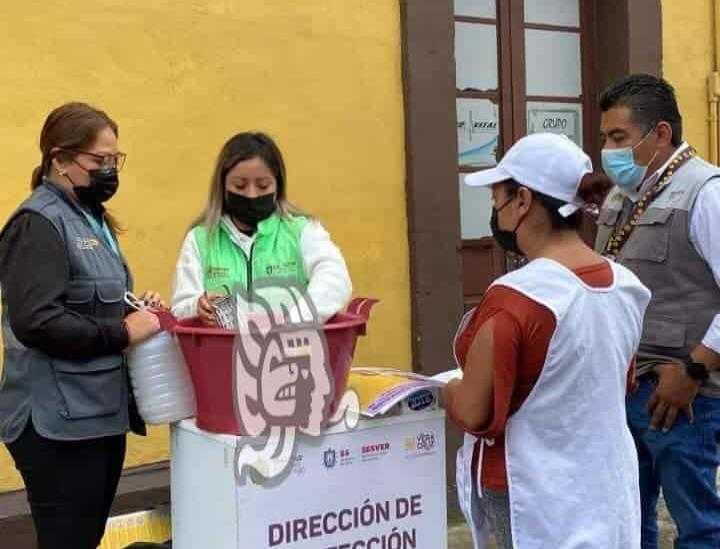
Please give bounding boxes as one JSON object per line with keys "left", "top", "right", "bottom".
{"left": 347, "top": 367, "right": 463, "bottom": 418}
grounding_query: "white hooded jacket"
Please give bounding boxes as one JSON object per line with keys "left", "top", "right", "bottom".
{"left": 171, "top": 215, "right": 352, "bottom": 323}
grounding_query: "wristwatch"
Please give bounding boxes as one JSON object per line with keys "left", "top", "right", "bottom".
{"left": 685, "top": 360, "right": 710, "bottom": 382}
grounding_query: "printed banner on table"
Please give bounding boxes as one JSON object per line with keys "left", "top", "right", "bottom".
{"left": 237, "top": 415, "right": 447, "bottom": 548}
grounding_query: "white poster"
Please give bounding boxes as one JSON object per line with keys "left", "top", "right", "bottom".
{"left": 457, "top": 98, "right": 499, "bottom": 167}
{"left": 459, "top": 173, "right": 493, "bottom": 239}
{"left": 237, "top": 417, "right": 447, "bottom": 548}
{"left": 527, "top": 102, "right": 583, "bottom": 147}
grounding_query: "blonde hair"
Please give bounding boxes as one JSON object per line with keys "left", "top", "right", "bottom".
{"left": 192, "top": 132, "right": 308, "bottom": 232}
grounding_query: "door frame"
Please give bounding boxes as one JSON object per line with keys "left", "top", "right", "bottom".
{"left": 400, "top": 0, "right": 662, "bottom": 376}
{"left": 399, "top": 0, "right": 661, "bottom": 518}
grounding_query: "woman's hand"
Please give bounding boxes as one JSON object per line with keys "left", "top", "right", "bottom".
{"left": 123, "top": 310, "right": 162, "bottom": 344}
{"left": 197, "top": 293, "right": 221, "bottom": 326}
{"left": 139, "top": 290, "right": 166, "bottom": 309}
{"left": 440, "top": 378, "right": 461, "bottom": 410}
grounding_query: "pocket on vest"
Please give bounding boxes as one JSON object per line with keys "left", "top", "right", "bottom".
{"left": 65, "top": 279, "right": 125, "bottom": 319}
{"left": 95, "top": 279, "right": 126, "bottom": 319}
{"left": 642, "top": 315, "right": 686, "bottom": 348}
{"left": 52, "top": 355, "right": 124, "bottom": 419}
{"left": 622, "top": 208, "right": 673, "bottom": 263}
{"left": 66, "top": 281, "right": 95, "bottom": 316}
{"left": 597, "top": 208, "right": 620, "bottom": 226}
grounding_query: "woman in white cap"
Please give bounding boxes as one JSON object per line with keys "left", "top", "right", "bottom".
{"left": 443, "top": 133, "right": 651, "bottom": 549}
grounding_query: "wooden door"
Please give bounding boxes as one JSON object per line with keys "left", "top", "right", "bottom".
{"left": 454, "top": 0, "right": 599, "bottom": 309}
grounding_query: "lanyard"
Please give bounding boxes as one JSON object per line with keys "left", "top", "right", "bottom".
{"left": 82, "top": 211, "right": 119, "bottom": 256}
{"left": 603, "top": 147, "right": 695, "bottom": 259}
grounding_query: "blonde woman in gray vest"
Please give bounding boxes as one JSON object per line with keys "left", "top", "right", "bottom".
{"left": 0, "top": 102, "right": 165, "bottom": 549}
{"left": 598, "top": 74, "right": 720, "bottom": 548}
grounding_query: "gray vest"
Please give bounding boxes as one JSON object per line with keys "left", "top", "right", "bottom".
{"left": 596, "top": 156, "right": 720, "bottom": 396}
{"left": 0, "top": 181, "right": 136, "bottom": 441}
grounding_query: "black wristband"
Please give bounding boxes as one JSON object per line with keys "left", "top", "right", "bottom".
{"left": 685, "top": 360, "right": 710, "bottom": 382}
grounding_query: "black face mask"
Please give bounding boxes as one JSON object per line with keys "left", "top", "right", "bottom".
{"left": 73, "top": 167, "right": 119, "bottom": 209}
{"left": 490, "top": 196, "right": 525, "bottom": 255}
{"left": 225, "top": 192, "right": 276, "bottom": 228}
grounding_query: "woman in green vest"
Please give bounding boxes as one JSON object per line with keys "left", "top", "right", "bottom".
{"left": 171, "top": 132, "right": 352, "bottom": 325}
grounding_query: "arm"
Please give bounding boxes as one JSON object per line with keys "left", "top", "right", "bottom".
{"left": 444, "top": 307, "right": 522, "bottom": 434}
{"left": 170, "top": 230, "right": 205, "bottom": 319}
{"left": 0, "top": 213, "right": 128, "bottom": 359}
{"left": 444, "top": 283, "right": 548, "bottom": 436}
{"left": 444, "top": 319, "right": 497, "bottom": 432}
{"left": 300, "top": 221, "right": 352, "bottom": 323}
{"left": 688, "top": 181, "right": 720, "bottom": 370}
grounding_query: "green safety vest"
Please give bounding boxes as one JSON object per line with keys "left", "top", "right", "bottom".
{"left": 194, "top": 213, "right": 309, "bottom": 295}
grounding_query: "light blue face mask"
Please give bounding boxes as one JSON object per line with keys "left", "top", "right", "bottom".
{"left": 601, "top": 130, "right": 658, "bottom": 193}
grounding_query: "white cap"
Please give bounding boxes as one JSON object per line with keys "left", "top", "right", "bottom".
{"left": 464, "top": 133, "right": 593, "bottom": 217}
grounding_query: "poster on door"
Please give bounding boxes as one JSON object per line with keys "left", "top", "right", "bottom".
{"left": 527, "top": 102, "right": 583, "bottom": 147}
{"left": 457, "top": 98, "right": 499, "bottom": 167}
{"left": 237, "top": 415, "right": 447, "bottom": 548}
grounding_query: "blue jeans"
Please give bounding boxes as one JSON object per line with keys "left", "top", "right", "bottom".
{"left": 628, "top": 377, "right": 720, "bottom": 548}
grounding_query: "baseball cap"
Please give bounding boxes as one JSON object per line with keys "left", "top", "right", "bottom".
{"left": 464, "top": 133, "right": 593, "bottom": 217}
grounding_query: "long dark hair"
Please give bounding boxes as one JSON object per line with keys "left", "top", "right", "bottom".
{"left": 33, "top": 102, "right": 123, "bottom": 234}
{"left": 193, "top": 132, "right": 308, "bottom": 230}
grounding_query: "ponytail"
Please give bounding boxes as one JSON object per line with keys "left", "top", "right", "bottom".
{"left": 577, "top": 172, "right": 613, "bottom": 208}
{"left": 30, "top": 165, "right": 43, "bottom": 190}
{"left": 30, "top": 154, "right": 53, "bottom": 190}
{"left": 504, "top": 172, "right": 613, "bottom": 231}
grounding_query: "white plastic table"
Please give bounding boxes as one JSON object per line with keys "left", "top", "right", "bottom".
{"left": 171, "top": 408, "right": 447, "bottom": 549}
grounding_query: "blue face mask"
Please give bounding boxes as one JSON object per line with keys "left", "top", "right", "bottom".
{"left": 601, "top": 130, "right": 658, "bottom": 193}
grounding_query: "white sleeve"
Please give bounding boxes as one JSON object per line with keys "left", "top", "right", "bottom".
{"left": 170, "top": 231, "right": 205, "bottom": 320}
{"left": 300, "top": 221, "right": 352, "bottom": 323}
{"left": 689, "top": 180, "right": 720, "bottom": 353}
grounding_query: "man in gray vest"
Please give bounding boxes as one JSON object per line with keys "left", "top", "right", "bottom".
{"left": 597, "top": 74, "right": 720, "bottom": 547}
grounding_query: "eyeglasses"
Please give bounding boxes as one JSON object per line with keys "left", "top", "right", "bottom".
{"left": 65, "top": 149, "right": 127, "bottom": 172}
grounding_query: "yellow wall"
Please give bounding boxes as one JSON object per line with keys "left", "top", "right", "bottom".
{"left": 662, "top": 0, "right": 717, "bottom": 158}
{"left": 0, "top": 0, "right": 409, "bottom": 492}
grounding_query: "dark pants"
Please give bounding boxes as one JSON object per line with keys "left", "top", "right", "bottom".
{"left": 483, "top": 489, "right": 513, "bottom": 549}
{"left": 6, "top": 422, "right": 126, "bottom": 549}
{"left": 629, "top": 377, "right": 720, "bottom": 548}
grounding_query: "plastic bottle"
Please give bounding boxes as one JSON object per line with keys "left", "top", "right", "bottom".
{"left": 127, "top": 331, "right": 196, "bottom": 424}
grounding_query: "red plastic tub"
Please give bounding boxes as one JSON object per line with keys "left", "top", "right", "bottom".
{"left": 173, "top": 298, "right": 378, "bottom": 434}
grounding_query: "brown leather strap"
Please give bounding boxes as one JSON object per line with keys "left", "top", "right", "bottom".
{"left": 603, "top": 147, "right": 695, "bottom": 259}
